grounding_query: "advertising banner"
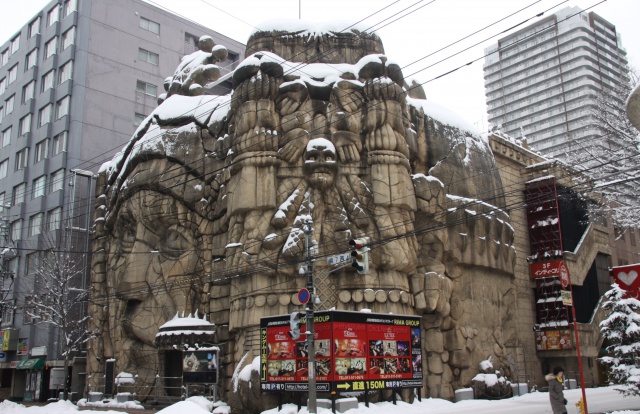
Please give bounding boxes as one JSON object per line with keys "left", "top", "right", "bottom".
{"left": 530, "top": 260, "right": 564, "bottom": 279}
{"left": 535, "top": 329, "right": 573, "bottom": 351}
{"left": 260, "top": 310, "right": 422, "bottom": 393}
{"left": 611, "top": 264, "right": 640, "bottom": 298}
{"left": 17, "top": 337, "right": 28, "bottom": 355}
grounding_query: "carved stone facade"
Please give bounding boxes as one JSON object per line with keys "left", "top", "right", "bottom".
{"left": 88, "top": 22, "right": 519, "bottom": 405}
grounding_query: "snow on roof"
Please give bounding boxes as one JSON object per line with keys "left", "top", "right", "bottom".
{"left": 159, "top": 310, "right": 214, "bottom": 330}
{"left": 407, "top": 97, "right": 481, "bottom": 137}
{"left": 252, "top": 18, "right": 374, "bottom": 36}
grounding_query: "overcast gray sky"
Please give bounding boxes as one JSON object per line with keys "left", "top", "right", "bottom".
{"left": 1, "top": 0, "right": 637, "bottom": 132}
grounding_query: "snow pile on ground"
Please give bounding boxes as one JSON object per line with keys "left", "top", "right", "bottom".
{"left": 156, "top": 398, "right": 213, "bottom": 414}
{"left": 0, "top": 399, "right": 123, "bottom": 413}
{"left": 76, "top": 397, "right": 144, "bottom": 410}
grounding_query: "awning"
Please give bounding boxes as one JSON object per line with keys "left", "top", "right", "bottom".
{"left": 15, "top": 358, "right": 46, "bottom": 370}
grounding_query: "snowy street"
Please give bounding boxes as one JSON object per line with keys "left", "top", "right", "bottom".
{"left": 1, "top": 386, "right": 639, "bottom": 414}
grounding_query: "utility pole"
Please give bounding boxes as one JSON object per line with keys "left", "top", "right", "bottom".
{"left": 303, "top": 218, "right": 316, "bottom": 414}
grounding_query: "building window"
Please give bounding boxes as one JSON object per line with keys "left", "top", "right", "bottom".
{"left": 11, "top": 219, "right": 23, "bottom": 241}
{"left": 0, "top": 78, "right": 5, "bottom": 95}
{"left": 19, "top": 114, "right": 31, "bottom": 136}
{"left": 631, "top": 229, "right": 637, "bottom": 247}
{"left": 32, "top": 175, "right": 46, "bottom": 199}
{"left": 1, "top": 50, "right": 8, "bottom": 67}
{"left": 34, "top": 139, "right": 49, "bottom": 163}
{"left": 50, "top": 169, "right": 64, "bottom": 192}
{"left": 8, "top": 65, "right": 17, "bottom": 84}
{"left": 0, "top": 192, "right": 4, "bottom": 208}
{"left": 13, "top": 183, "right": 25, "bottom": 205}
{"left": 47, "top": 207, "right": 62, "bottom": 231}
{"left": 61, "top": 27, "right": 75, "bottom": 51}
{"left": 138, "top": 48, "right": 159, "bottom": 65}
{"left": 184, "top": 33, "right": 199, "bottom": 53}
{"left": 136, "top": 80, "right": 157, "bottom": 97}
{"left": 10, "top": 36, "right": 19, "bottom": 55}
{"left": 52, "top": 131, "right": 67, "bottom": 155}
{"left": 38, "top": 104, "right": 52, "bottom": 127}
{"left": 16, "top": 148, "right": 28, "bottom": 170}
{"left": 0, "top": 106, "right": 4, "bottom": 123}
{"left": 139, "top": 16, "right": 160, "bottom": 34}
{"left": 2, "top": 127, "right": 11, "bottom": 148}
{"left": 24, "top": 296, "right": 35, "bottom": 324}
{"left": 29, "top": 212, "right": 44, "bottom": 236}
{"left": 26, "top": 48, "right": 38, "bottom": 70}
{"left": 2, "top": 299, "right": 15, "bottom": 326}
{"left": 0, "top": 159, "right": 7, "bottom": 179}
{"left": 63, "top": 0, "right": 76, "bottom": 17}
{"left": 56, "top": 96, "right": 70, "bottom": 119}
{"left": 28, "top": 17, "right": 41, "bottom": 38}
{"left": 134, "top": 113, "right": 146, "bottom": 126}
{"left": 47, "top": 5, "right": 60, "bottom": 27}
{"left": 5, "top": 95, "right": 14, "bottom": 114}
{"left": 59, "top": 61, "right": 73, "bottom": 84}
{"left": 45, "top": 36, "right": 57, "bottom": 59}
{"left": 42, "top": 70, "right": 55, "bottom": 91}
{"left": 22, "top": 81, "right": 35, "bottom": 103}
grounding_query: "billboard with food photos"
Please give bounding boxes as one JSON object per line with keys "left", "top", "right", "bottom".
{"left": 260, "top": 310, "right": 422, "bottom": 393}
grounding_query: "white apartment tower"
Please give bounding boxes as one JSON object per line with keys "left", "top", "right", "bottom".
{"left": 483, "top": 7, "right": 629, "bottom": 158}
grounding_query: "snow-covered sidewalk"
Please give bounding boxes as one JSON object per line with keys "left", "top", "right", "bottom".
{"left": 0, "top": 386, "right": 638, "bottom": 414}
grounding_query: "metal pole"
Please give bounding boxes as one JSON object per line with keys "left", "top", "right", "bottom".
{"left": 569, "top": 295, "right": 589, "bottom": 413}
{"left": 304, "top": 218, "right": 316, "bottom": 413}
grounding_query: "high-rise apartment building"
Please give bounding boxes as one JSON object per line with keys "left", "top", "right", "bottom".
{"left": 0, "top": 0, "right": 244, "bottom": 401}
{"left": 483, "top": 7, "right": 629, "bottom": 159}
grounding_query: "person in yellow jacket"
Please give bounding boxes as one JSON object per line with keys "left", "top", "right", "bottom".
{"left": 546, "top": 366, "right": 568, "bottom": 414}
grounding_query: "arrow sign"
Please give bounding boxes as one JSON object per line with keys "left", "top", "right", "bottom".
{"left": 336, "top": 383, "right": 351, "bottom": 390}
{"left": 298, "top": 288, "right": 310, "bottom": 305}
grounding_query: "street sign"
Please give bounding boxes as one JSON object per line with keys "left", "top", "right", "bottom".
{"left": 560, "top": 263, "right": 570, "bottom": 289}
{"left": 327, "top": 253, "right": 351, "bottom": 265}
{"left": 561, "top": 290, "right": 573, "bottom": 306}
{"left": 298, "top": 288, "right": 310, "bottom": 305}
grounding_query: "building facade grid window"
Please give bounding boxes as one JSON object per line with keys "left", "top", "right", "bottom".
{"left": 8, "top": 65, "right": 17, "bottom": 83}
{"left": 10, "top": 36, "right": 19, "bottom": 55}
{"left": 2, "top": 127, "right": 11, "bottom": 148}
{"left": 139, "top": 16, "right": 160, "bottom": 34}
{"left": 47, "top": 5, "right": 60, "bottom": 27}
{"left": 63, "top": 0, "right": 77, "bottom": 17}
{"left": 45, "top": 37, "right": 57, "bottom": 59}
{"left": 52, "top": 131, "right": 67, "bottom": 155}
{"left": 6, "top": 95, "right": 15, "bottom": 115}
{"left": 138, "top": 48, "right": 159, "bottom": 65}
{"left": 32, "top": 175, "right": 46, "bottom": 199}
{"left": 29, "top": 212, "right": 43, "bottom": 236}
{"left": 136, "top": 80, "right": 157, "bottom": 96}
{"left": 0, "top": 78, "right": 6, "bottom": 95}
{"left": 56, "top": 96, "right": 70, "bottom": 119}
{"left": 34, "top": 139, "right": 49, "bottom": 163}
{"left": 28, "top": 17, "right": 40, "bottom": 38}
{"left": 1, "top": 50, "right": 8, "bottom": 67}
{"left": 39, "top": 104, "right": 52, "bottom": 126}
{"left": 26, "top": 49, "right": 37, "bottom": 70}
{"left": 19, "top": 114, "right": 31, "bottom": 136}
{"left": 61, "top": 27, "right": 75, "bottom": 51}
{"left": 59, "top": 61, "right": 72, "bottom": 84}
{"left": 0, "top": 159, "right": 7, "bottom": 179}
{"left": 16, "top": 148, "right": 28, "bottom": 170}
{"left": 11, "top": 219, "right": 22, "bottom": 241}
{"left": 42, "top": 70, "right": 54, "bottom": 91}
{"left": 47, "top": 207, "right": 62, "bottom": 231}
{"left": 22, "top": 81, "right": 35, "bottom": 103}
{"left": 13, "top": 183, "right": 25, "bottom": 205}
{"left": 50, "top": 169, "right": 64, "bottom": 192}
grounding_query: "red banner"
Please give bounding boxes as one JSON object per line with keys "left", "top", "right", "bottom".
{"left": 611, "top": 264, "right": 640, "bottom": 298}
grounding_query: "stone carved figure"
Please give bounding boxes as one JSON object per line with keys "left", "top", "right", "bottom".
{"left": 89, "top": 24, "right": 517, "bottom": 408}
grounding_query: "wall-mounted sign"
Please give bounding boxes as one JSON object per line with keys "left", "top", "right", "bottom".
{"left": 260, "top": 310, "right": 422, "bottom": 393}
{"left": 530, "top": 260, "right": 564, "bottom": 279}
{"left": 17, "top": 338, "right": 28, "bottom": 355}
{"left": 182, "top": 350, "right": 218, "bottom": 383}
{"left": 535, "top": 329, "right": 573, "bottom": 351}
{"left": 611, "top": 264, "right": 640, "bottom": 298}
{"left": 561, "top": 290, "right": 573, "bottom": 306}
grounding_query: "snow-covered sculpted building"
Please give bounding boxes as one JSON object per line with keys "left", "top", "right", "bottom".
{"left": 88, "top": 20, "right": 517, "bottom": 407}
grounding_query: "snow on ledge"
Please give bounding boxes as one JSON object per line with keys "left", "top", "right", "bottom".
{"left": 252, "top": 18, "right": 374, "bottom": 36}
{"left": 159, "top": 310, "right": 214, "bottom": 330}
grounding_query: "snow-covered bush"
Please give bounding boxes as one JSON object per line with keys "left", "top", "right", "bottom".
{"left": 471, "top": 356, "right": 513, "bottom": 400}
{"left": 599, "top": 283, "right": 640, "bottom": 396}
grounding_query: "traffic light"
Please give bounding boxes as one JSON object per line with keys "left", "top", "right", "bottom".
{"left": 349, "top": 237, "right": 369, "bottom": 274}
{"left": 288, "top": 311, "right": 301, "bottom": 340}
